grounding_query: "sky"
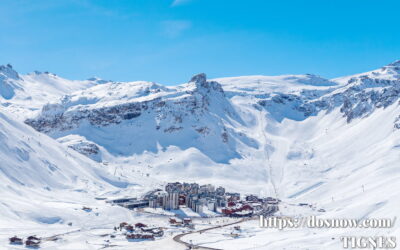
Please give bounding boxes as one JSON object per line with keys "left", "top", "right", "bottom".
{"left": 1, "top": 0, "right": 400, "bottom": 85}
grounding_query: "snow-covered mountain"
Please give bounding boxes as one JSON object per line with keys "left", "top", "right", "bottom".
{"left": 0, "top": 61, "right": 399, "bottom": 249}
{"left": 0, "top": 64, "right": 109, "bottom": 119}
{"left": 23, "top": 61, "right": 400, "bottom": 164}
{"left": 25, "top": 73, "right": 247, "bottom": 163}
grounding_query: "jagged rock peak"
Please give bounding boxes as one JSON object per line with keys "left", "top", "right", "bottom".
{"left": 0, "top": 64, "right": 19, "bottom": 80}
{"left": 31, "top": 70, "right": 57, "bottom": 77}
{"left": 387, "top": 60, "right": 400, "bottom": 67}
{"left": 376, "top": 60, "right": 400, "bottom": 79}
{"left": 189, "top": 73, "right": 224, "bottom": 94}
{"left": 189, "top": 73, "right": 207, "bottom": 84}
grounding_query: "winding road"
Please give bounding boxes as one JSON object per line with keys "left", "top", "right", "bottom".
{"left": 173, "top": 217, "right": 255, "bottom": 250}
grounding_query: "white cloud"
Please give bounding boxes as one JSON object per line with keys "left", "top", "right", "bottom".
{"left": 161, "top": 20, "right": 192, "bottom": 38}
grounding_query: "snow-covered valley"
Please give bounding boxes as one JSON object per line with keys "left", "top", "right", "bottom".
{"left": 0, "top": 61, "right": 399, "bottom": 249}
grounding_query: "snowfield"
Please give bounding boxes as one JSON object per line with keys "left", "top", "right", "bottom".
{"left": 1, "top": 61, "right": 400, "bottom": 249}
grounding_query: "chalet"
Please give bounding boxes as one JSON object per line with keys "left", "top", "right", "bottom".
{"left": 25, "top": 236, "right": 41, "bottom": 248}
{"left": 126, "top": 233, "right": 155, "bottom": 240}
{"left": 169, "top": 217, "right": 182, "bottom": 225}
{"left": 183, "top": 218, "right": 192, "bottom": 225}
{"left": 120, "top": 222, "right": 129, "bottom": 228}
{"left": 9, "top": 236, "right": 23, "bottom": 245}
{"left": 25, "top": 239, "right": 40, "bottom": 248}
{"left": 245, "top": 195, "right": 259, "bottom": 202}
{"left": 222, "top": 203, "right": 254, "bottom": 217}
{"left": 151, "top": 228, "right": 164, "bottom": 237}
{"left": 141, "top": 227, "right": 153, "bottom": 232}
{"left": 135, "top": 222, "right": 147, "bottom": 228}
{"left": 27, "top": 236, "right": 40, "bottom": 241}
{"left": 125, "top": 225, "right": 134, "bottom": 232}
{"left": 141, "top": 227, "right": 164, "bottom": 237}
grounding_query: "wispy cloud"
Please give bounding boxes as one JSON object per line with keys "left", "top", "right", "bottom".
{"left": 171, "top": 0, "right": 192, "bottom": 7}
{"left": 161, "top": 20, "right": 192, "bottom": 38}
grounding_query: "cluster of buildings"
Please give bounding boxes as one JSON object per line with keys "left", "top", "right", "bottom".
{"left": 145, "top": 182, "right": 279, "bottom": 216}
{"left": 117, "top": 222, "right": 164, "bottom": 241}
{"left": 9, "top": 235, "right": 41, "bottom": 247}
{"left": 169, "top": 217, "right": 194, "bottom": 228}
{"left": 109, "top": 182, "right": 280, "bottom": 218}
{"left": 145, "top": 182, "right": 230, "bottom": 213}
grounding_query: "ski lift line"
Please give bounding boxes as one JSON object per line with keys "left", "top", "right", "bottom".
{"left": 258, "top": 109, "right": 279, "bottom": 200}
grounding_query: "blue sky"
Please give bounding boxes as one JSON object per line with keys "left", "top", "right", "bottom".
{"left": 1, "top": 0, "right": 400, "bottom": 84}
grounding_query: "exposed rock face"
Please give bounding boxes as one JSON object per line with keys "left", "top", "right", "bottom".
{"left": 190, "top": 73, "right": 224, "bottom": 94}
{"left": 57, "top": 135, "right": 102, "bottom": 162}
{"left": 0, "top": 64, "right": 20, "bottom": 80}
{"left": 25, "top": 74, "right": 243, "bottom": 163}
{"left": 25, "top": 74, "right": 230, "bottom": 132}
{"left": 395, "top": 115, "right": 400, "bottom": 129}
{"left": 258, "top": 74, "right": 400, "bottom": 123}
{"left": 0, "top": 64, "right": 21, "bottom": 100}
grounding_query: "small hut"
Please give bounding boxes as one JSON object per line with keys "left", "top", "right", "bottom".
{"left": 9, "top": 236, "right": 23, "bottom": 245}
{"left": 120, "top": 222, "right": 129, "bottom": 228}
{"left": 25, "top": 236, "right": 41, "bottom": 248}
{"left": 125, "top": 225, "right": 134, "bottom": 232}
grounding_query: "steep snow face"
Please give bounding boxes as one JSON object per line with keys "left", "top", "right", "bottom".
{"left": 0, "top": 111, "right": 166, "bottom": 248}
{"left": 0, "top": 65, "right": 106, "bottom": 119}
{"left": 26, "top": 74, "right": 252, "bottom": 163}
{"left": 0, "top": 110, "right": 142, "bottom": 228}
{"left": 0, "top": 110, "right": 120, "bottom": 190}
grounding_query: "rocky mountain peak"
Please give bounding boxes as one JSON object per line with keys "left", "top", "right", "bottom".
{"left": 0, "top": 64, "right": 20, "bottom": 80}
{"left": 189, "top": 73, "right": 207, "bottom": 84}
{"left": 377, "top": 60, "right": 400, "bottom": 77}
{"left": 189, "top": 73, "right": 224, "bottom": 95}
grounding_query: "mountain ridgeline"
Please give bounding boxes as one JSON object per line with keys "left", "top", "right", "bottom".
{"left": 18, "top": 62, "right": 400, "bottom": 164}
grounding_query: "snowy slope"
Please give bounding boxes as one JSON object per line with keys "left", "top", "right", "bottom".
{"left": 214, "top": 74, "right": 337, "bottom": 96}
{"left": 0, "top": 109, "right": 167, "bottom": 249}
{"left": 0, "top": 109, "right": 128, "bottom": 222}
{"left": 0, "top": 64, "right": 106, "bottom": 119}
